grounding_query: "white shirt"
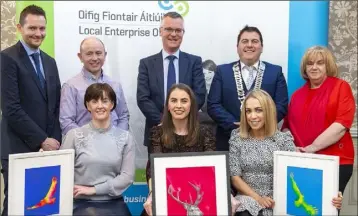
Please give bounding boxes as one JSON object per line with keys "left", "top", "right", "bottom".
{"left": 240, "top": 60, "right": 259, "bottom": 88}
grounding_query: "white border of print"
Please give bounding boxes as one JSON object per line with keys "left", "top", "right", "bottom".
{"left": 8, "top": 149, "right": 75, "bottom": 215}
{"left": 151, "top": 151, "right": 231, "bottom": 216}
{"left": 273, "top": 151, "right": 339, "bottom": 215}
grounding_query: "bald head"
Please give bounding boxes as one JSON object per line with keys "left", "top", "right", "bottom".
{"left": 77, "top": 37, "right": 107, "bottom": 76}
{"left": 79, "top": 37, "right": 106, "bottom": 53}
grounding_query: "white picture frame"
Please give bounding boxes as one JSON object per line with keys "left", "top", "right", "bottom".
{"left": 8, "top": 149, "right": 75, "bottom": 216}
{"left": 273, "top": 151, "right": 339, "bottom": 216}
{"left": 151, "top": 151, "right": 231, "bottom": 216}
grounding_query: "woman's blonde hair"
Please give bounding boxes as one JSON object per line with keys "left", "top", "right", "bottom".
{"left": 239, "top": 89, "right": 277, "bottom": 138}
{"left": 300, "top": 45, "right": 339, "bottom": 80}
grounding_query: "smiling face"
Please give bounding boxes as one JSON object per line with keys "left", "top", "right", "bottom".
{"left": 237, "top": 31, "right": 263, "bottom": 66}
{"left": 78, "top": 38, "right": 107, "bottom": 75}
{"left": 167, "top": 88, "right": 191, "bottom": 120}
{"left": 160, "top": 16, "right": 184, "bottom": 54}
{"left": 17, "top": 14, "right": 46, "bottom": 49}
{"left": 245, "top": 97, "right": 265, "bottom": 133}
{"left": 86, "top": 91, "right": 114, "bottom": 122}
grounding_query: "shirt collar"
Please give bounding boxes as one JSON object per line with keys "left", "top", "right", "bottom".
{"left": 162, "top": 49, "right": 180, "bottom": 60}
{"left": 240, "top": 60, "right": 260, "bottom": 71}
{"left": 20, "top": 40, "right": 40, "bottom": 56}
{"left": 82, "top": 67, "right": 104, "bottom": 82}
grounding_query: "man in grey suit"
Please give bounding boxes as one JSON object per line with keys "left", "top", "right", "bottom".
{"left": 136, "top": 12, "right": 206, "bottom": 151}
{"left": 1, "top": 5, "right": 61, "bottom": 216}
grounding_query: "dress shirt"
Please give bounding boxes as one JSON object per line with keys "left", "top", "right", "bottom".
{"left": 162, "top": 49, "right": 180, "bottom": 100}
{"left": 240, "top": 60, "right": 259, "bottom": 88}
{"left": 20, "top": 40, "right": 45, "bottom": 79}
{"left": 60, "top": 68, "right": 129, "bottom": 135}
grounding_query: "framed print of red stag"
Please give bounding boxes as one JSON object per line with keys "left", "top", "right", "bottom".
{"left": 151, "top": 152, "right": 231, "bottom": 216}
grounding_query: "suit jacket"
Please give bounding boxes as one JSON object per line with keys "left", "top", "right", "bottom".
{"left": 207, "top": 61, "right": 288, "bottom": 151}
{"left": 137, "top": 50, "right": 206, "bottom": 146}
{"left": 1, "top": 41, "right": 62, "bottom": 159}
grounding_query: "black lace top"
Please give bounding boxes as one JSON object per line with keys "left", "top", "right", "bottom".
{"left": 146, "top": 124, "right": 216, "bottom": 181}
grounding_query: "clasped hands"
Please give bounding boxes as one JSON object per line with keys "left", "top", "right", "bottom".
{"left": 73, "top": 185, "right": 96, "bottom": 198}
{"left": 39, "top": 137, "right": 60, "bottom": 151}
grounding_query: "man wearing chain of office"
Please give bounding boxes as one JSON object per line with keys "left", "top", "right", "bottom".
{"left": 207, "top": 25, "right": 288, "bottom": 151}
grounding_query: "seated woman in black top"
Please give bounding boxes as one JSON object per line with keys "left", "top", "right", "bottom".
{"left": 142, "top": 83, "right": 216, "bottom": 215}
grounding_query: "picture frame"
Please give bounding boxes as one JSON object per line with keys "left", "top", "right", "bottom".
{"left": 150, "top": 151, "right": 231, "bottom": 216}
{"left": 273, "top": 151, "right": 339, "bottom": 216}
{"left": 8, "top": 149, "right": 75, "bottom": 216}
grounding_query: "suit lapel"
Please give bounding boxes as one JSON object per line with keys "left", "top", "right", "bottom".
{"left": 18, "top": 42, "right": 47, "bottom": 101}
{"left": 154, "top": 51, "right": 164, "bottom": 104}
{"left": 179, "top": 51, "right": 188, "bottom": 83}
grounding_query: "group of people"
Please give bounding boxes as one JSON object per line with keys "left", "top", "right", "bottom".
{"left": 1, "top": 4, "right": 355, "bottom": 216}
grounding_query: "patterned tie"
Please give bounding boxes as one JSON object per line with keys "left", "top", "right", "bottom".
{"left": 31, "top": 53, "right": 46, "bottom": 89}
{"left": 246, "top": 66, "right": 255, "bottom": 90}
{"left": 167, "top": 55, "right": 176, "bottom": 94}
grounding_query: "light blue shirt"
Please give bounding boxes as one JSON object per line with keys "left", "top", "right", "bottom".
{"left": 162, "top": 49, "right": 180, "bottom": 100}
{"left": 20, "top": 40, "right": 46, "bottom": 79}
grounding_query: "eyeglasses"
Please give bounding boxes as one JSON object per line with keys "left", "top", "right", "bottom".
{"left": 162, "top": 27, "right": 185, "bottom": 35}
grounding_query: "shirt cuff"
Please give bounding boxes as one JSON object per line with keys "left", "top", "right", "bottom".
{"left": 94, "top": 181, "right": 110, "bottom": 195}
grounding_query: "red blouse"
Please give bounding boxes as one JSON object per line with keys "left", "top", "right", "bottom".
{"left": 282, "top": 77, "right": 356, "bottom": 164}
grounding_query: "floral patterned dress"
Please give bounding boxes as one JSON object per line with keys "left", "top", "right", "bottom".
{"left": 229, "top": 130, "right": 295, "bottom": 216}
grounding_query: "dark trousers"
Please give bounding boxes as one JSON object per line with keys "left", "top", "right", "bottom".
{"left": 235, "top": 210, "right": 263, "bottom": 216}
{"left": 1, "top": 160, "right": 8, "bottom": 216}
{"left": 339, "top": 164, "right": 353, "bottom": 194}
{"left": 338, "top": 164, "right": 353, "bottom": 215}
{"left": 73, "top": 198, "right": 131, "bottom": 216}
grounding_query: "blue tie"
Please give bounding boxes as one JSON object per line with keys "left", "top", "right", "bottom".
{"left": 31, "top": 53, "right": 46, "bottom": 89}
{"left": 167, "top": 55, "right": 176, "bottom": 94}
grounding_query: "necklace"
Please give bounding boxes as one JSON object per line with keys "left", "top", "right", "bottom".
{"left": 233, "top": 60, "right": 265, "bottom": 110}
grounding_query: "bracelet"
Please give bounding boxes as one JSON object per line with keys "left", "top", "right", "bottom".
{"left": 148, "top": 191, "right": 152, "bottom": 196}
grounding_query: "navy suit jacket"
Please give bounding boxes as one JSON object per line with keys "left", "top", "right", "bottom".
{"left": 137, "top": 50, "right": 206, "bottom": 146}
{"left": 207, "top": 61, "right": 288, "bottom": 151}
{"left": 1, "top": 41, "right": 62, "bottom": 159}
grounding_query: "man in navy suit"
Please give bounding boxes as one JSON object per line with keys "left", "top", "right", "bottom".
{"left": 137, "top": 11, "right": 206, "bottom": 150}
{"left": 1, "top": 5, "right": 61, "bottom": 216}
{"left": 207, "top": 25, "right": 288, "bottom": 151}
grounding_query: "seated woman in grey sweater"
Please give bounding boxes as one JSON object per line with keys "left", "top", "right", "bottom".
{"left": 61, "top": 83, "right": 135, "bottom": 216}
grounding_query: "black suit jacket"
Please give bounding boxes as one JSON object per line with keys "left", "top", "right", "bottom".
{"left": 1, "top": 41, "right": 62, "bottom": 159}
{"left": 137, "top": 50, "right": 206, "bottom": 146}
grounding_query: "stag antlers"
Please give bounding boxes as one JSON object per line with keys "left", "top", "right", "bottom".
{"left": 168, "top": 182, "right": 204, "bottom": 207}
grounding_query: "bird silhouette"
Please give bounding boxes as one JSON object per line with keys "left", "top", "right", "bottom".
{"left": 27, "top": 177, "right": 58, "bottom": 209}
{"left": 289, "top": 172, "right": 318, "bottom": 216}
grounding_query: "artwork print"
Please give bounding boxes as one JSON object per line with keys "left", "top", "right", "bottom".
{"left": 166, "top": 166, "right": 217, "bottom": 216}
{"left": 24, "top": 165, "right": 61, "bottom": 216}
{"left": 286, "top": 166, "right": 323, "bottom": 216}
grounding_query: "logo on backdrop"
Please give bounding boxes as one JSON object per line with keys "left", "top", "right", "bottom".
{"left": 158, "top": 1, "right": 189, "bottom": 17}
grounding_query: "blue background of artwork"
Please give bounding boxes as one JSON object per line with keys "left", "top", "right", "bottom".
{"left": 24, "top": 165, "right": 61, "bottom": 216}
{"left": 286, "top": 166, "right": 323, "bottom": 216}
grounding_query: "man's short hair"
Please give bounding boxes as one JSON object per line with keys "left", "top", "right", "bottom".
{"left": 19, "top": 4, "right": 46, "bottom": 26}
{"left": 163, "top": 11, "right": 183, "bottom": 20}
{"left": 237, "top": 25, "right": 263, "bottom": 46}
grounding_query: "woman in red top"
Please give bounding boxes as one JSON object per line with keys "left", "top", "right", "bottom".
{"left": 282, "top": 46, "right": 356, "bottom": 200}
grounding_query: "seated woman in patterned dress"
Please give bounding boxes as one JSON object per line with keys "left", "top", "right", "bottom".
{"left": 61, "top": 83, "right": 134, "bottom": 216}
{"left": 229, "top": 89, "right": 343, "bottom": 216}
{"left": 142, "top": 83, "right": 216, "bottom": 216}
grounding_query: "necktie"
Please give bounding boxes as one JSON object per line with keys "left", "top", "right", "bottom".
{"left": 31, "top": 53, "right": 46, "bottom": 89}
{"left": 167, "top": 55, "right": 176, "bottom": 94}
{"left": 246, "top": 66, "right": 255, "bottom": 90}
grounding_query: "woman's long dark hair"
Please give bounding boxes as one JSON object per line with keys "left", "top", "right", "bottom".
{"left": 160, "top": 83, "right": 200, "bottom": 148}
